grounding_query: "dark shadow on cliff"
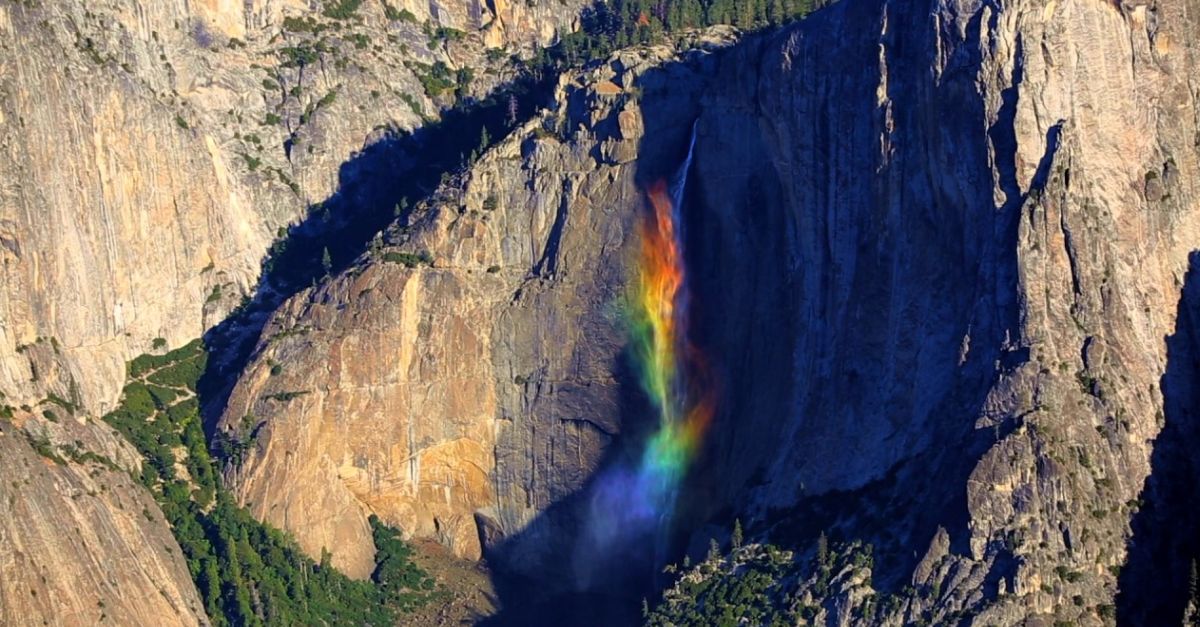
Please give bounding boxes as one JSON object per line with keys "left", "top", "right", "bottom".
{"left": 477, "top": 0, "right": 1034, "bottom": 618}
{"left": 710, "top": 0, "right": 1032, "bottom": 604}
{"left": 476, "top": 355, "right": 669, "bottom": 627}
{"left": 1116, "top": 250, "right": 1200, "bottom": 624}
{"left": 196, "top": 74, "right": 556, "bottom": 434}
{"left": 474, "top": 119, "right": 711, "bottom": 627}
{"left": 473, "top": 34, "right": 770, "bottom": 620}
{"left": 195, "top": 9, "right": 816, "bottom": 626}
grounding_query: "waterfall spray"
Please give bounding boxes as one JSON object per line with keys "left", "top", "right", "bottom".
{"left": 581, "top": 122, "right": 715, "bottom": 579}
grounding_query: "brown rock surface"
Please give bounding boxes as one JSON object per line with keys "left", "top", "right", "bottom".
{"left": 0, "top": 0, "right": 589, "bottom": 620}
{"left": 0, "top": 409, "right": 208, "bottom": 626}
{"left": 217, "top": 63, "right": 664, "bottom": 573}
{"left": 0, "top": 0, "right": 586, "bottom": 420}
{"left": 218, "top": 0, "right": 1200, "bottom": 620}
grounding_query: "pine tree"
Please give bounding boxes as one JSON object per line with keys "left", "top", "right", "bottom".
{"left": 202, "top": 558, "right": 223, "bottom": 620}
{"left": 732, "top": 518, "right": 743, "bottom": 549}
{"left": 769, "top": 0, "right": 785, "bottom": 23}
{"left": 736, "top": 0, "right": 755, "bottom": 28}
{"left": 321, "top": 247, "right": 332, "bottom": 275}
{"left": 506, "top": 94, "right": 519, "bottom": 125}
{"left": 817, "top": 531, "right": 829, "bottom": 568}
{"left": 682, "top": 0, "right": 704, "bottom": 27}
{"left": 479, "top": 126, "right": 491, "bottom": 153}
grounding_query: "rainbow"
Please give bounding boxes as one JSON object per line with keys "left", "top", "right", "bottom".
{"left": 627, "top": 179, "right": 715, "bottom": 498}
{"left": 582, "top": 135, "right": 716, "bottom": 567}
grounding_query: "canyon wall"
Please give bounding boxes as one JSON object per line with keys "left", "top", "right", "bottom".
{"left": 0, "top": 0, "right": 587, "bottom": 622}
{"left": 216, "top": 0, "right": 1200, "bottom": 622}
{"left": 0, "top": 409, "right": 209, "bottom": 626}
{"left": 0, "top": 0, "right": 584, "bottom": 420}
{"left": 712, "top": 0, "right": 1200, "bottom": 622}
{"left": 213, "top": 37, "right": 726, "bottom": 576}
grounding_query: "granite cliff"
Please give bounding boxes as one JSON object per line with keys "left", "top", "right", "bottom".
{"left": 0, "top": 0, "right": 584, "bottom": 421}
{"left": 0, "top": 407, "right": 209, "bottom": 626}
{"left": 2, "top": 0, "right": 1198, "bottom": 621}
{"left": 0, "top": 0, "right": 585, "bottom": 623}
{"left": 214, "top": 0, "right": 1200, "bottom": 622}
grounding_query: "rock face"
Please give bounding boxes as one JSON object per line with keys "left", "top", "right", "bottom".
{"left": 731, "top": 0, "right": 1200, "bottom": 622}
{"left": 0, "top": 0, "right": 586, "bottom": 420}
{"left": 0, "top": 0, "right": 589, "bottom": 621}
{"left": 0, "top": 410, "right": 208, "bottom": 626}
{"left": 214, "top": 39, "right": 688, "bottom": 574}
{"left": 218, "top": 0, "right": 1200, "bottom": 621}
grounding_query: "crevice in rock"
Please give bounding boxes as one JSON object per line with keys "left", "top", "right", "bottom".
{"left": 533, "top": 188, "right": 571, "bottom": 278}
{"left": 1059, "top": 190, "right": 1083, "bottom": 298}
{"left": 988, "top": 32, "right": 1024, "bottom": 214}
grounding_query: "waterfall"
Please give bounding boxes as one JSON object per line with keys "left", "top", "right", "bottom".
{"left": 669, "top": 120, "right": 699, "bottom": 215}
{"left": 578, "top": 119, "right": 715, "bottom": 584}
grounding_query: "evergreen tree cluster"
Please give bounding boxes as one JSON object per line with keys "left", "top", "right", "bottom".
{"left": 646, "top": 528, "right": 888, "bottom": 627}
{"left": 543, "top": 0, "right": 824, "bottom": 68}
{"left": 103, "top": 341, "right": 435, "bottom": 625}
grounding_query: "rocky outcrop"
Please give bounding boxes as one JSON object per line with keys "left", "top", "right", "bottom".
{"left": 733, "top": 0, "right": 1200, "bottom": 622}
{"left": 213, "top": 35, "right": 725, "bottom": 575}
{"left": 219, "top": 0, "right": 1200, "bottom": 624}
{"left": 0, "top": 0, "right": 586, "bottom": 420}
{"left": 0, "top": 409, "right": 208, "bottom": 626}
{"left": 0, "top": 0, "right": 590, "bottom": 621}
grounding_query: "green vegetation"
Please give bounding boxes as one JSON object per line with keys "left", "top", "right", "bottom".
{"left": 322, "top": 0, "right": 365, "bottom": 19}
{"left": 283, "top": 15, "right": 325, "bottom": 33}
{"left": 241, "top": 153, "right": 262, "bottom": 171}
{"left": 300, "top": 90, "right": 339, "bottom": 125}
{"left": 399, "top": 92, "right": 425, "bottom": 117}
{"left": 43, "top": 392, "right": 78, "bottom": 415}
{"left": 265, "top": 390, "right": 310, "bottom": 402}
{"left": 648, "top": 541, "right": 800, "bottom": 626}
{"left": 279, "top": 40, "right": 329, "bottom": 68}
{"left": 429, "top": 26, "right": 467, "bottom": 46}
{"left": 59, "top": 441, "right": 119, "bottom": 469}
{"left": 407, "top": 61, "right": 458, "bottom": 97}
{"left": 382, "top": 251, "right": 434, "bottom": 268}
{"left": 102, "top": 341, "right": 435, "bottom": 625}
{"left": 647, "top": 529, "right": 883, "bottom": 626}
{"left": 383, "top": 2, "right": 418, "bottom": 22}
{"left": 26, "top": 433, "right": 67, "bottom": 465}
{"left": 528, "top": 0, "right": 820, "bottom": 72}
{"left": 129, "top": 339, "right": 207, "bottom": 378}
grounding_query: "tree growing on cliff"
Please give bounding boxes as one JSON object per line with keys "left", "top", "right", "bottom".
{"left": 104, "top": 343, "right": 436, "bottom": 625}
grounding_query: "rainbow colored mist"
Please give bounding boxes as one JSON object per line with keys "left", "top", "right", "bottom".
{"left": 627, "top": 179, "right": 716, "bottom": 494}
{"left": 582, "top": 160, "right": 716, "bottom": 566}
